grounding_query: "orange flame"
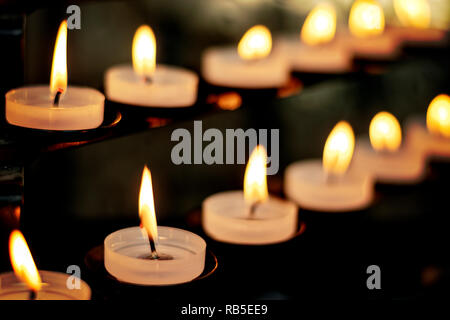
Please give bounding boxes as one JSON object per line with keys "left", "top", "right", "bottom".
{"left": 132, "top": 25, "right": 156, "bottom": 79}
{"left": 50, "top": 21, "right": 68, "bottom": 97}
{"left": 139, "top": 165, "right": 158, "bottom": 242}
{"left": 323, "top": 121, "right": 355, "bottom": 175}
{"left": 394, "top": 0, "right": 430, "bottom": 29}
{"left": 238, "top": 25, "right": 272, "bottom": 60}
{"left": 301, "top": 3, "right": 337, "bottom": 46}
{"left": 244, "top": 145, "right": 269, "bottom": 205}
{"left": 427, "top": 94, "right": 450, "bottom": 138}
{"left": 369, "top": 111, "right": 402, "bottom": 152}
{"left": 9, "top": 230, "right": 42, "bottom": 292}
{"left": 349, "top": 0, "right": 385, "bottom": 38}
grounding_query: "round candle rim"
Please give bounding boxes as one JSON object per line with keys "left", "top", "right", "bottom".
{"left": 106, "top": 63, "right": 199, "bottom": 80}
{"left": 203, "top": 189, "right": 298, "bottom": 220}
{"left": 104, "top": 226, "right": 206, "bottom": 266}
{"left": 5, "top": 85, "right": 105, "bottom": 107}
{"left": 0, "top": 270, "right": 91, "bottom": 300}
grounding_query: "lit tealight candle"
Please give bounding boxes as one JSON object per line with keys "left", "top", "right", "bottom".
{"left": 105, "top": 25, "right": 199, "bottom": 107}
{"left": 202, "top": 25, "right": 289, "bottom": 88}
{"left": 338, "top": 0, "right": 399, "bottom": 59}
{"left": 104, "top": 165, "right": 206, "bottom": 285}
{"left": 202, "top": 145, "right": 298, "bottom": 245}
{"left": 353, "top": 112, "right": 425, "bottom": 184}
{"left": 284, "top": 121, "right": 373, "bottom": 212}
{"left": 5, "top": 21, "right": 105, "bottom": 131}
{"left": 0, "top": 230, "right": 91, "bottom": 300}
{"left": 279, "top": 3, "right": 353, "bottom": 73}
{"left": 406, "top": 94, "right": 450, "bottom": 159}
{"left": 390, "top": 0, "right": 446, "bottom": 44}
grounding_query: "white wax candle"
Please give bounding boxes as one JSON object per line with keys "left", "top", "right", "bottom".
{"left": 336, "top": 30, "right": 400, "bottom": 59}
{"left": 406, "top": 118, "right": 450, "bottom": 159}
{"left": 278, "top": 37, "right": 353, "bottom": 73}
{"left": 202, "top": 190, "right": 298, "bottom": 245}
{"left": 104, "top": 64, "right": 199, "bottom": 107}
{"left": 201, "top": 47, "right": 289, "bottom": 88}
{"left": 104, "top": 226, "right": 206, "bottom": 286}
{"left": 389, "top": 27, "right": 447, "bottom": 45}
{"left": 0, "top": 270, "right": 91, "bottom": 300}
{"left": 284, "top": 160, "right": 373, "bottom": 212}
{"left": 352, "top": 137, "right": 425, "bottom": 184}
{"left": 5, "top": 86, "right": 104, "bottom": 131}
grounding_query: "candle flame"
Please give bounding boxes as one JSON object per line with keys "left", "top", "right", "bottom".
{"left": 244, "top": 145, "right": 269, "bottom": 205}
{"left": 369, "top": 111, "right": 402, "bottom": 152}
{"left": 139, "top": 165, "right": 158, "bottom": 243}
{"left": 238, "top": 25, "right": 272, "bottom": 60}
{"left": 394, "top": 0, "right": 431, "bottom": 29}
{"left": 50, "top": 21, "right": 68, "bottom": 98}
{"left": 301, "top": 3, "right": 337, "bottom": 46}
{"left": 323, "top": 121, "right": 355, "bottom": 175}
{"left": 9, "top": 230, "right": 42, "bottom": 292}
{"left": 349, "top": 0, "right": 385, "bottom": 38}
{"left": 426, "top": 94, "right": 450, "bottom": 138}
{"left": 132, "top": 25, "right": 156, "bottom": 79}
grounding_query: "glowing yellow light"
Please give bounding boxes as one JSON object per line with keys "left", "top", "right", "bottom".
{"left": 323, "top": 121, "right": 355, "bottom": 175}
{"left": 301, "top": 3, "right": 337, "bottom": 46}
{"left": 9, "top": 230, "right": 42, "bottom": 292}
{"left": 237, "top": 25, "right": 272, "bottom": 60}
{"left": 426, "top": 94, "right": 450, "bottom": 138}
{"left": 244, "top": 145, "right": 269, "bottom": 205}
{"left": 369, "top": 111, "right": 402, "bottom": 152}
{"left": 349, "top": 0, "right": 385, "bottom": 38}
{"left": 139, "top": 165, "right": 158, "bottom": 242}
{"left": 132, "top": 25, "right": 156, "bottom": 79}
{"left": 50, "top": 21, "right": 68, "bottom": 97}
{"left": 394, "top": 0, "right": 431, "bottom": 29}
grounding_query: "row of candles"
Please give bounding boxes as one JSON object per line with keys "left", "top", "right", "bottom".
{"left": 1, "top": 0, "right": 448, "bottom": 299}
{"left": 1, "top": 92, "right": 449, "bottom": 299}
{"left": 5, "top": 0, "right": 447, "bottom": 131}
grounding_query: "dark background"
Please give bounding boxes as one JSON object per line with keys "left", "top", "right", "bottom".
{"left": 0, "top": 0, "right": 449, "bottom": 302}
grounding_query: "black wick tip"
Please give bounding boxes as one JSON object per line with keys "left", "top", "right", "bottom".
{"left": 29, "top": 290, "right": 37, "bottom": 300}
{"left": 143, "top": 76, "right": 152, "bottom": 84}
{"left": 53, "top": 90, "right": 63, "bottom": 107}
{"left": 148, "top": 236, "right": 159, "bottom": 260}
{"left": 248, "top": 201, "right": 261, "bottom": 218}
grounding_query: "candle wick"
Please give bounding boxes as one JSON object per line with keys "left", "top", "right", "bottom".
{"left": 143, "top": 76, "right": 152, "bottom": 85}
{"left": 148, "top": 236, "right": 159, "bottom": 260}
{"left": 29, "top": 289, "right": 37, "bottom": 300}
{"left": 53, "top": 89, "right": 63, "bottom": 107}
{"left": 248, "top": 201, "right": 261, "bottom": 218}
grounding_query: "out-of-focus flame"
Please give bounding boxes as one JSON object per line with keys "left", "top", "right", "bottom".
{"left": 139, "top": 165, "right": 158, "bottom": 242}
{"left": 132, "top": 25, "right": 156, "bottom": 79}
{"left": 238, "top": 25, "right": 272, "bottom": 60}
{"left": 349, "top": 0, "right": 385, "bottom": 38}
{"left": 244, "top": 145, "right": 269, "bottom": 205}
{"left": 394, "top": 0, "right": 431, "bottom": 29}
{"left": 323, "top": 121, "right": 355, "bottom": 175}
{"left": 427, "top": 94, "right": 450, "bottom": 138}
{"left": 369, "top": 111, "right": 402, "bottom": 152}
{"left": 50, "top": 21, "right": 68, "bottom": 97}
{"left": 301, "top": 3, "right": 337, "bottom": 46}
{"left": 9, "top": 230, "right": 42, "bottom": 292}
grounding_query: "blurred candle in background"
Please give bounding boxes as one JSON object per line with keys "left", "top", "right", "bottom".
{"left": 391, "top": 0, "right": 446, "bottom": 44}
{"left": 279, "top": 2, "right": 353, "bottom": 73}
{"left": 202, "top": 25, "right": 289, "bottom": 88}
{"left": 406, "top": 94, "right": 450, "bottom": 160}
{"left": 353, "top": 112, "right": 425, "bottom": 184}
{"left": 339, "top": 0, "right": 399, "bottom": 59}
{"left": 285, "top": 121, "right": 374, "bottom": 212}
